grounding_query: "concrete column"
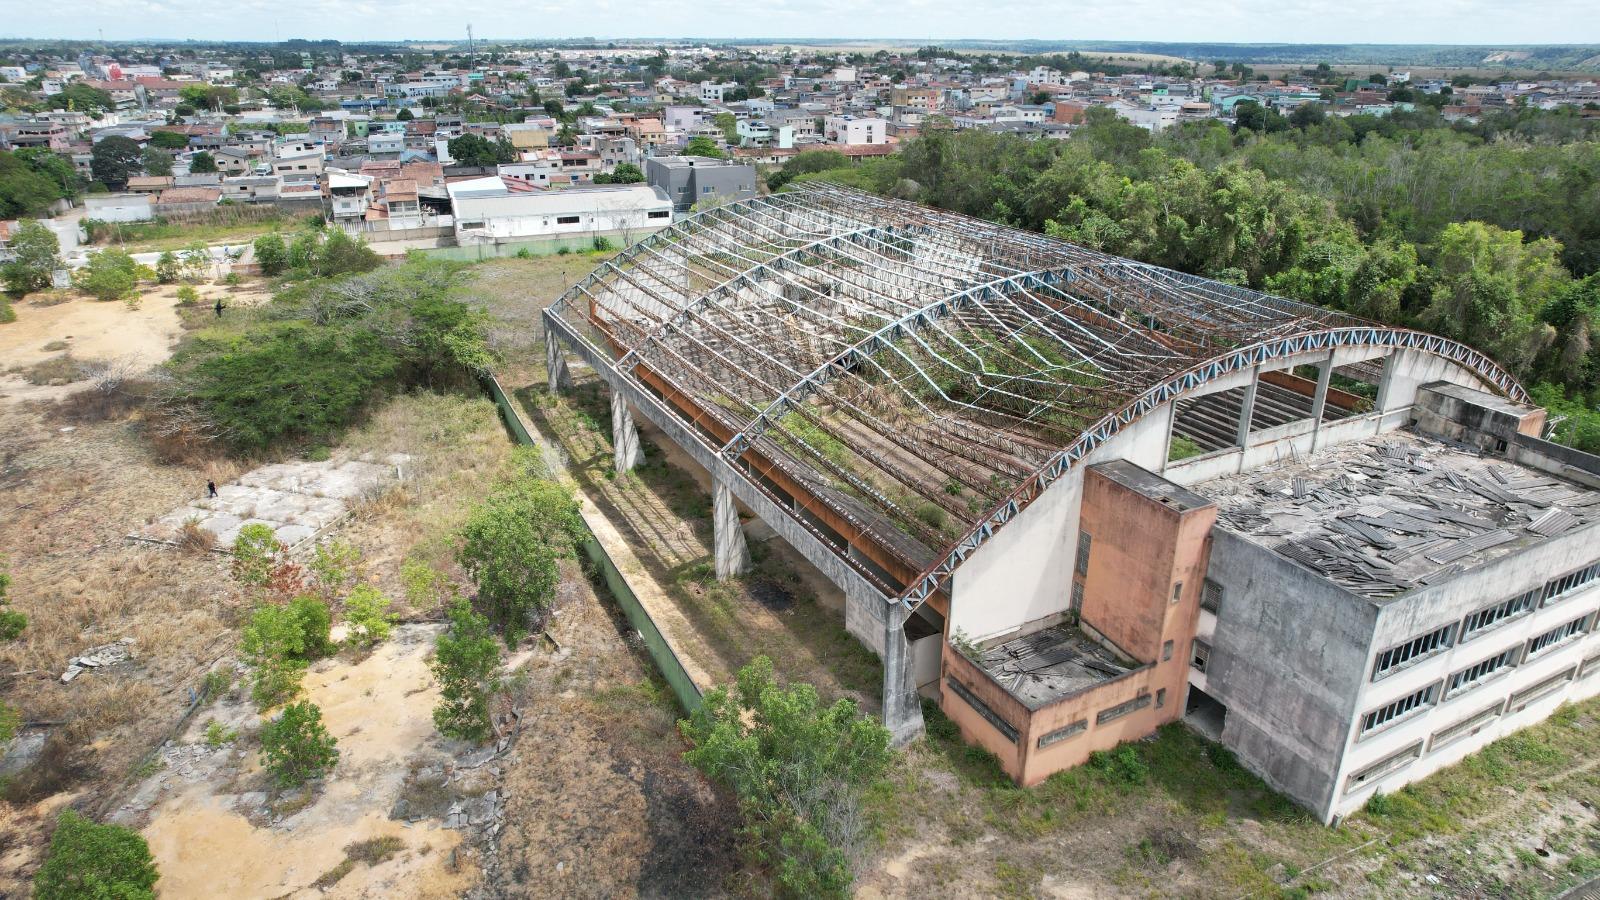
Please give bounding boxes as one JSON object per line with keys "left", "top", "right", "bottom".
{"left": 544, "top": 337, "right": 571, "bottom": 393}
{"left": 1308, "top": 353, "right": 1335, "bottom": 452}
{"left": 1235, "top": 366, "right": 1260, "bottom": 449}
{"left": 611, "top": 392, "right": 645, "bottom": 473}
{"left": 712, "top": 478, "right": 750, "bottom": 579}
{"left": 880, "top": 602, "right": 927, "bottom": 748}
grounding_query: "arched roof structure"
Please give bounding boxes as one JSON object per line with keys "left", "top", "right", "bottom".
{"left": 546, "top": 182, "right": 1527, "bottom": 607}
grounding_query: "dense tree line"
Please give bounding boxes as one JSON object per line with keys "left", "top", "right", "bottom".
{"left": 773, "top": 106, "right": 1600, "bottom": 450}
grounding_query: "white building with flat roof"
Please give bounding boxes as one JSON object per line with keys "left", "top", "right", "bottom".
{"left": 447, "top": 179, "right": 673, "bottom": 247}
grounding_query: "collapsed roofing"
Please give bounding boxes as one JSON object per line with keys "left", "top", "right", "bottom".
{"left": 545, "top": 182, "right": 1526, "bottom": 603}
{"left": 1195, "top": 430, "right": 1600, "bottom": 598}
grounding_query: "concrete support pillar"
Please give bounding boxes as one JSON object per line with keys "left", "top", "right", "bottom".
{"left": 712, "top": 479, "right": 750, "bottom": 579}
{"left": 611, "top": 392, "right": 645, "bottom": 473}
{"left": 880, "top": 602, "right": 926, "bottom": 748}
{"left": 545, "top": 337, "right": 571, "bottom": 393}
{"left": 1309, "top": 352, "right": 1335, "bottom": 452}
{"left": 1235, "top": 368, "right": 1260, "bottom": 447}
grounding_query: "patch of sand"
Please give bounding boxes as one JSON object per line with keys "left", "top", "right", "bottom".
{"left": 1, "top": 288, "right": 184, "bottom": 373}
{"left": 141, "top": 626, "right": 474, "bottom": 899}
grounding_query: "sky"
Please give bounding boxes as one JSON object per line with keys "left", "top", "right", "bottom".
{"left": 4, "top": 0, "right": 1600, "bottom": 46}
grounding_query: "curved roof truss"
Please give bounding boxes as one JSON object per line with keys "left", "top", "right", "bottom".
{"left": 545, "top": 183, "right": 1528, "bottom": 609}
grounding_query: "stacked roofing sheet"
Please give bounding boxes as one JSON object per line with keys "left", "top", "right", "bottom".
{"left": 1197, "top": 432, "right": 1600, "bottom": 598}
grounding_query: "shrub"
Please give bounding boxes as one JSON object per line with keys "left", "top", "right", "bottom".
{"left": 253, "top": 232, "right": 288, "bottom": 276}
{"left": 34, "top": 810, "right": 159, "bottom": 900}
{"left": 681, "top": 656, "right": 891, "bottom": 899}
{"left": 73, "top": 248, "right": 150, "bottom": 302}
{"left": 232, "top": 523, "right": 282, "bottom": 586}
{"left": 401, "top": 558, "right": 451, "bottom": 611}
{"left": 203, "top": 719, "right": 238, "bottom": 746}
{"left": 259, "top": 701, "right": 339, "bottom": 786}
{"left": 431, "top": 599, "right": 500, "bottom": 742}
{"left": 241, "top": 604, "right": 309, "bottom": 708}
{"left": 155, "top": 251, "right": 181, "bottom": 284}
{"left": 343, "top": 584, "right": 395, "bottom": 650}
{"left": 175, "top": 284, "right": 200, "bottom": 306}
{"left": 1089, "top": 745, "right": 1150, "bottom": 786}
{"left": 592, "top": 236, "right": 614, "bottom": 252}
{"left": 0, "top": 558, "right": 25, "bottom": 641}
{"left": 309, "top": 539, "right": 361, "bottom": 598}
{"left": 288, "top": 594, "right": 335, "bottom": 659}
{"left": 456, "top": 450, "right": 583, "bottom": 646}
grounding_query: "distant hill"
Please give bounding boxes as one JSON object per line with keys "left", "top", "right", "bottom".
{"left": 730, "top": 39, "right": 1600, "bottom": 72}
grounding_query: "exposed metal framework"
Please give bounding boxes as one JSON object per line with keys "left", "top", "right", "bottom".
{"left": 545, "top": 183, "right": 1528, "bottom": 609}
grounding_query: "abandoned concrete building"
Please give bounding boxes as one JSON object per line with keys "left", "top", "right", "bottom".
{"left": 541, "top": 182, "right": 1600, "bottom": 824}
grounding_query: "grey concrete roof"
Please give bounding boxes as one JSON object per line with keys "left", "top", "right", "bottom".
{"left": 972, "top": 625, "right": 1133, "bottom": 710}
{"left": 1194, "top": 430, "right": 1600, "bottom": 598}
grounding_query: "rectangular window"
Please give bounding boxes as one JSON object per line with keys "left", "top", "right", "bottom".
{"left": 1075, "top": 531, "right": 1091, "bottom": 576}
{"left": 1461, "top": 589, "right": 1540, "bottom": 642}
{"left": 647, "top": 210, "right": 670, "bottom": 219}
{"left": 1201, "top": 579, "right": 1223, "bottom": 614}
{"left": 555, "top": 215, "right": 580, "bottom": 225}
{"left": 1344, "top": 741, "right": 1422, "bottom": 794}
{"left": 1543, "top": 562, "right": 1600, "bottom": 607}
{"left": 1360, "top": 682, "right": 1439, "bottom": 737}
{"left": 944, "top": 677, "right": 1017, "bottom": 743}
{"left": 1372, "top": 623, "right": 1456, "bottom": 681}
{"left": 1445, "top": 646, "right": 1519, "bottom": 699}
{"left": 1156, "top": 688, "right": 1167, "bottom": 708}
{"left": 1525, "top": 613, "right": 1592, "bottom": 659}
{"left": 1171, "top": 581, "right": 1183, "bottom": 604}
{"left": 1428, "top": 700, "right": 1504, "bottom": 753}
{"left": 1096, "top": 692, "right": 1152, "bottom": 725}
{"left": 1036, "top": 719, "right": 1087, "bottom": 749}
{"left": 1192, "top": 639, "right": 1210, "bottom": 673}
{"left": 1162, "top": 640, "right": 1174, "bottom": 662}
{"left": 1507, "top": 666, "right": 1577, "bottom": 713}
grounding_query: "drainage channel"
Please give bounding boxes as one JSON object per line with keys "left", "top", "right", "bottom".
{"left": 482, "top": 372, "right": 704, "bottom": 714}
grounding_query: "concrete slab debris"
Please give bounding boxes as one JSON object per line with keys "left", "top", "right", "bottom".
{"left": 133, "top": 453, "right": 412, "bottom": 551}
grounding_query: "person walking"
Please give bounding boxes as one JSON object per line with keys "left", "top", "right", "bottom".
{"left": 207, "top": 480, "right": 217, "bottom": 499}
{"left": 214, "top": 298, "right": 224, "bottom": 318}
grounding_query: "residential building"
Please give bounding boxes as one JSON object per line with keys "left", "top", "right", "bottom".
{"left": 644, "top": 156, "right": 757, "bottom": 212}
{"left": 823, "top": 115, "right": 888, "bottom": 145}
{"left": 447, "top": 178, "right": 673, "bottom": 246}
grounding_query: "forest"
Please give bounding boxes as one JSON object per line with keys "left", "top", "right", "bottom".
{"left": 770, "top": 106, "right": 1600, "bottom": 452}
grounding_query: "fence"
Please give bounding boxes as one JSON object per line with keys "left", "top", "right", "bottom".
{"left": 481, "top": 373, "right": 704, "bottom": 713}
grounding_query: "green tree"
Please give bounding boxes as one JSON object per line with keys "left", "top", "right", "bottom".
{"left": 456, "top": 450, "right": 582, "bottom": 646}
{"left": 1424, "top": 221, "right": 1568, "bottom": 373}
{"left": 141, "top": 146, "right": 174, "bottom": 177}
{"left": 396, "top": 108, "right": 414, "bottom": 121}
{"left": 154, "top": 250, "right": 181, "bottom": 284}
{"left": 342, "top": 583, "right": 394, "bottom": 650}
{"left": 447, "top": 133, "right": 514, "bottom": 166}
{"left": 90, "top": 135, "right": 144, "bottom": 189}
{"left": 72, "top": 248, "right": 148, "bottom": 302}
{"left": 0, "top": 151, "right": 69, "bottom": 217}
{"left": 288, "top": 594, "right": 335, "bottom": 659}
{"left": 232, "top": 523, "right": 282, "bottom": 586}
{"left": 148, "top": 130, "right": 191, "bottom": 150}
{"left": 683, "top": 135, "right": 724, "bottom": 159}
{"left": 259, "top": 701, "right": 339, "bottom": 786}
{"left": 241, "top": 603, "right": 309, "bottom": 708}
{"left": 49, "top": 82, "right": 114, "bottom": 114}
{"left": 190, "top": 151, "right": 218, "bottom": 174}
{"left": 34, "top": 810, "right": 158, "bottom": 900}
{"left": 680, "top": 656, "right": 892, "bottom": 899}
{"left": 308, "top": 539, "right": 361, "bottom": 597}
{"left": 430, "top": 599, "right": 500, "bottom": 741}
{"left": 607, "top": 162, "right": 644, "bottom": 184}
{"left": 252, "top": 232, "right": 288, "bottom": 276}
{"left": 1, "top": 219, "right": 61, "bottom": 295}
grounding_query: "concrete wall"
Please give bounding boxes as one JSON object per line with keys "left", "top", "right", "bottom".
{"left": 1203, "top": 529, "right": 1378, "bottom": 821}
{"left": 1329, "top": 524, "right": 1600, "bottom": 819}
